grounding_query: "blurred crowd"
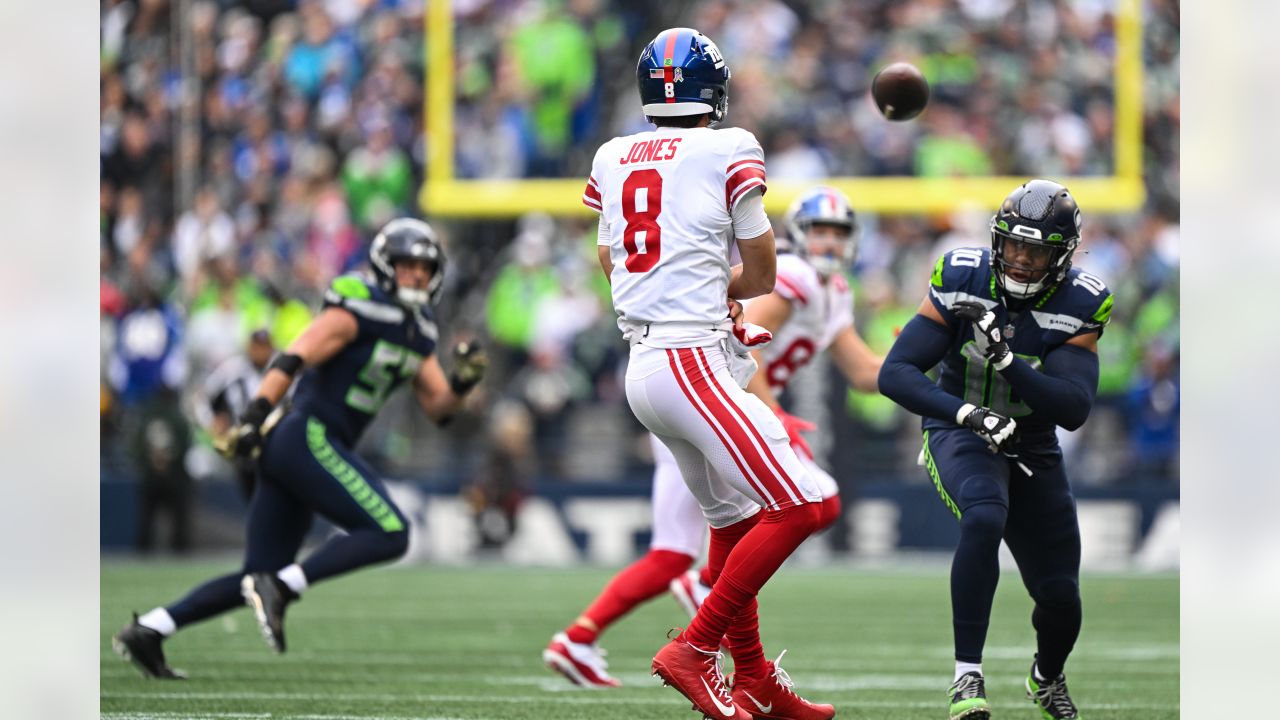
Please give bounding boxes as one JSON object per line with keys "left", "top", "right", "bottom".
{"left": 100, "top": 0, "right": 1179, "bottom": 551}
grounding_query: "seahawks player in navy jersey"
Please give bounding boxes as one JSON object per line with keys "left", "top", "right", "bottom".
{"left": 879, "top": 180, "right": 1112, "bottom": 720}
{"left": 112, "top": 218, "right": 487, "bottom": 678}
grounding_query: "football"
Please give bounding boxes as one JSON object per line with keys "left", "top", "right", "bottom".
{"left": 871, "top": 62, "right": 930, "bottom": 121}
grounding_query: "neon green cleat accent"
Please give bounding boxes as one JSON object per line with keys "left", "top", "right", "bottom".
{"left": 948, "top": 671, "right": 991, "bottom": 720}
{"left": 1026, "top": 664, "right": 1080, "bottom": 719}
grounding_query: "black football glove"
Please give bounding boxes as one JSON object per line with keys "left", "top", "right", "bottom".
{"left": 448, "top": 341, "right": 488, "bottom": 396}
{"left": 957, "top": 403, "right": 1018, "bottom": 453}
{"left": 215, "top": 397, "right": 272, "bottom": 461}
{"left": 952, "top": 300, "right": 1012, "bottom": 370}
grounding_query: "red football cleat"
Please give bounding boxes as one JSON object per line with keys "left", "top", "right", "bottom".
{"left": 543, "top": 632, "right": 621, "bottom": 688}
{"left": 669, "top": 569, "right": 713, "bottom": 618}
{"left": 652, "top": 637, "right": 751, "bottom": 720}
{"left": 730, "top": 650, "right": 835, "bottom": 720}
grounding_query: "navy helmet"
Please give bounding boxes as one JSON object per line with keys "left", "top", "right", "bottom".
{"left": 636, "top": 28, "right": 731, "bottom": 123}
{"left": 370, "top": 218, "right": 445, "bottom": 309}
{"left": 783, "top": 186, "right": 859, "bottom": 278}
{"left": 990, "top": 179, "right": 1082, "bottom": 299}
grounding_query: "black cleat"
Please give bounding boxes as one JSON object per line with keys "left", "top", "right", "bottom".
{"left": 241, "top": 572, "right": 297, "bottom": 653}
{"left": 1026, "top": 659, "right": 1080, "bottom": 719}
{"left": 112, "top": 614, "right": 186, "bottom": 679}
{"left": 948, "top": 670, "right": 990, "bottom": 720}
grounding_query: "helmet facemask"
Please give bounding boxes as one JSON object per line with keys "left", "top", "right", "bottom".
{"left": 795, "top": 221, "right": 856, "bottom": 279}
{"left": 990, "top": 225, "right": 1076, "bottom": 299}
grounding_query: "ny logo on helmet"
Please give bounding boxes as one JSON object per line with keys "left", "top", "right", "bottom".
{"left": 703, "top": 39, "right": 725, "bottom": 69}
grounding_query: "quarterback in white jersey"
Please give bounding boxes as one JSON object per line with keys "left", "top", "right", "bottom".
{"left": 546, "top": 28, "right": 834, "bottom": 720}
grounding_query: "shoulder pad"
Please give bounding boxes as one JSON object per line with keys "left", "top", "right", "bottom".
{"left": 327, "top": 274, "right": 372, "bottom": 301}
{"left": 774, "top": 254, "right": 821, "bottom": 307}
{"left": 1031, "top": 268, "right": 1113, "bottom": 337}
{"left": 323, "top": 274, "right": 405, "bottom": 325}
{"left": 928, "top": 248, "right": 998, "bottom": 322}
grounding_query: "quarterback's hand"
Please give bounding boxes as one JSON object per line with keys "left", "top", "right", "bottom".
{"left": 774, "top": 406, "right": 817, "bottom": 459}
{"left": 727, "top": 299, "right": 745, "bottom": 331}
{"left": 957, "top": 403, "right": 1018, "bottom": 453}
{"left": 952, "top": 301, "right": 1012, "bottom": 370}
{"left": 449, "top": 341, "right": 488, "bottom": 395}
{"left": 214, "top": 397, "right": 272, "bottom": 461}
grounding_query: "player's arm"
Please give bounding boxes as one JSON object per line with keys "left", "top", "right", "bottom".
{"left": 995, "top": 333, "right": 1099, "bottom": 431}
{"left": 254, "top": 307, "right": 358, "bottom": 405}
{"left": 952, "top": 301, "right": 1101, "bottom": 431}
{"left": 877, "top": 297, "right": 966, "bottom": 423}
{"left": 728, "top": 189, "right": 775, "bottom": 299}
{"left": 596, "top": 216, "right": 614, "bottom": 285}
{"left": 412, "top": 341, "right": 488, "bottom": 424}
{"left": 828, "top": 325, "right": 883, "bottom": 394}
{"left": 741, "top": 291, "right": 793, "bottom": 410}
{"left": 218, "top": 307, "right": 358, "bottom": 458}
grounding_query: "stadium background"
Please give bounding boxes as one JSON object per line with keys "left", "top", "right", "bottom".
{"left": 99, "top": 0, "right": 1179, "bottom": 567}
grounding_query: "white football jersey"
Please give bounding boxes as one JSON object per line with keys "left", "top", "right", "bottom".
{"left": 748, "top": 253, "right": 854, "bottom": 391}
{"left": 586, "top": 125, "right": 767, "bottom": 336}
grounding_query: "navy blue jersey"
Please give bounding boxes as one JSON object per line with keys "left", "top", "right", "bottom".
{"left": 290, "top": 274, "right": 438, "bottom": 446}
{"left": 923, "top": 248, "right": 1113, "bottom": 448}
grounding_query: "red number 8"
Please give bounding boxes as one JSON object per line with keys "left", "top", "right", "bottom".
{"left": 622, "top": 169, "right": 662, "bottom": 273}
{"left": 765, "top": 338, "right": 817, "bottom": 389}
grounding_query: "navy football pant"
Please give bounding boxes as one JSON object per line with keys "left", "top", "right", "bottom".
{"left": 923, "top": 427, "right": 1082, "bottom": 678}
{"left": 167, "top": 414, "right": 409, "bottom": 629}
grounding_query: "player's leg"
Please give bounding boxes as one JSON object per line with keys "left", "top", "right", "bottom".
{"left": 923, "top": 427, "right": 1011, "bottom": 720}
{"left": 544, "top": 435, "right": 702, "bottom": 688}
{"left": 1003, "top": 455, "right": 1083, "bottom": 719}
{"left": 800, "top": 456, "right": 843, "bottom": 531}
{"left": 282, "top": 416, "right": 411, "bottom": 585}
{"left": 114, "top": 470, "right": 312, "bottom": 676}
{"left": 571, "top": 434, "right": 703, "bottom": 639}
{"left": 631, "top": 344, "right": 832, "bottom": 720}
{"left": 234, "top": 415, "right": 409, "bottom": 652}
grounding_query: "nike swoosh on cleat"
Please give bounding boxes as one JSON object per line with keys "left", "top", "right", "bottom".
{"left": 742, "top": 691, "right": 773, "bottom": 714}
{"left": 700, "top": 677, "right": 736, "bottom": 717}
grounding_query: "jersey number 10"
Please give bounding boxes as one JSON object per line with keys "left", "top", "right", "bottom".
{"left": 622, "top": 169, "right": 663, "bottom": 272}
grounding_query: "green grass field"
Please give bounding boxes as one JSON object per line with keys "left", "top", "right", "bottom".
{"left": 102, "top": 560, "right": 1178, "bottom": 720}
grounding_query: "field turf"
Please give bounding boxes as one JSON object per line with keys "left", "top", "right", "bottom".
{"left": 102, "top": 560, "right": 1177, "bottom": 719}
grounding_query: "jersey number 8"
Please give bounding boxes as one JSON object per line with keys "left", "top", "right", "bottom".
{"left": 622, "top": 169, "right": 663, "bottom": 272}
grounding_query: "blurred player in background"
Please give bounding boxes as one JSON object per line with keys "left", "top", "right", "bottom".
{"left": 879, "top": 180, "right": 1110, "bottom": 720}
{"left": 112, "top": 218, "right": 488, "bottom": 678}
{"left": 544, "top": 186, "right": 882, "bottom": 693}
{"left": 198, "top": 328, "right": 275, "bottom": 499}
{"left": 569, "top": 27, "right": 835, "bottom": 720}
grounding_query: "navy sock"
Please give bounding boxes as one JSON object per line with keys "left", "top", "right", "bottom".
{"left": 299, "top": 529, "right": 409, "bottom": 584}
{"left": 951, "top": 502, "right": 1008, "bottom": 663}
{"left": 1031, "top": 586, "right": 1082, "bottom": 679}
{"left": 166, "top": 573, "right": 244, "bottom": 630}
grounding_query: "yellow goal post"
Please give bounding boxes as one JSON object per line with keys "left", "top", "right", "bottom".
{"left": 420, "top": 0, "right": 1144, "bottom": 217}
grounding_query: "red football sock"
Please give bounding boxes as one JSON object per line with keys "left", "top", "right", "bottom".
{"left": 567, "top": 549, "right": 694, "bottom": 644}
{"left": 817, "top": 495, "right": 843, "bottom": 531}
{"left": 698, "top": 564, "right": 714, "bottom": 588}
{"left": 680, "top": 503, "right": 822, "bottom": 651}
{"left": 703, "top": 511, "right": 762, "bottom": 587}
{"left": 726, "top": 598, "right": 767, "bottom": 682}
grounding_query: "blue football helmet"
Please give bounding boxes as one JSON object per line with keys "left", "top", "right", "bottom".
{"left": 636, "top": 28, "right": 730, "bottom": 123}
{"left": 783, "top": 186, "right": 859, "bottom": 278}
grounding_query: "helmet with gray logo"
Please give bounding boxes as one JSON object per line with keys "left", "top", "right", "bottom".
{"left": 990, "top": 179, "right": 1082, "bottom": 299}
